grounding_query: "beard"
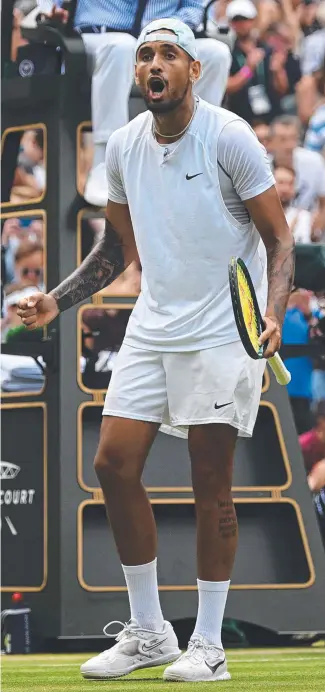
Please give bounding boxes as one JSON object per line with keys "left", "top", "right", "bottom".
{"left": 142, "top": 80, "right": 191, "bottom": 114}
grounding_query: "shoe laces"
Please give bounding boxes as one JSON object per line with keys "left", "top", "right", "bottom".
{"left": 103, "top": 619, "right": 164, "bottom": 642}
{"left": 183, "top": 635, "right": 222, "bottom": 662}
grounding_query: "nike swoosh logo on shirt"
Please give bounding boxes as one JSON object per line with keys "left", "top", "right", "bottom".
{"left": 214, "top": 402, "right": 232, "bottom": 410}
{"left": 186, "top": 173, "right": 203, "bottom": 180}
{"left": 205, "top": 657, "right": 226, "bottom": 674}
{"left": 141, "top": 637, "right": 168, "bottom": 653}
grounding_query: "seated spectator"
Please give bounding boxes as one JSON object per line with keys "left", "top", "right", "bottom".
{"left": 304, "top": 57, "right": 325, "bottom": 156}
{"left": 226, "top": 0, "right": 300, "bottom": 125}
{"left": 253, "top": 120, "right": 272, "bottom": 150}
{"left": 13, "top": 241, "right": 44, "bottom": 290}
{"left": 274, "top": 163, "right": 313, "bottom": 242}
{"left": 36, "top": 0, "right": 231, "bottom": 208}
{"left": 282, "top": 289, "right": 323, "bottom": 434}
{"left": 269, "top": 114, "right": 325, "bottom": 232}
{"left": 10, "top": 129, "right": 46, "bottom": 203}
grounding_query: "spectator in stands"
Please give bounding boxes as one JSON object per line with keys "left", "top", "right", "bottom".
{"left": 269, "top": 114, "right": 325, "bottom": 233}
{"left": 282, "top": 289, "right": 323, "bottom": 434}
{"left": 274, "top": 163, "right": 313, "bottom": 242}
{"left": 11, "top": 0, "right": 37, "bottom": 63}
{"left": 10, "top": 129, "right": 46, "bottom": 203}
{"left": 300, "top": 399, "right": 325, "bottom": 493}
{"left": 297, "top": 2, "right": 325, "bottom": 124}
{"left": 13, "top": 241, "right": 44, "bottom": 290}
{"left": 253, "top": 120, "right": 272, "bottom": 150}
{"left": 304, "top": 56, "right": 325, "bottom": 155}
{"left": 36, "top": 0, "right": 231, "bottom": 208}
{"left": 226, "top": 0, "right": 300, "bottom": 125}
{"left": 1, "top": 215, "right": 44, "bottom": 284}
{"left": 300, "top": 398, "right": 325, "bottom": 547}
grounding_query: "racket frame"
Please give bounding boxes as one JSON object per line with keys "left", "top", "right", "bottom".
{"left": 228, "top": 256, "right": 264, "bottom": 360}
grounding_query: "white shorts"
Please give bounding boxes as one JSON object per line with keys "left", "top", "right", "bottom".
{"left": 103, "top": 341, "right": 266, "bottom": 439}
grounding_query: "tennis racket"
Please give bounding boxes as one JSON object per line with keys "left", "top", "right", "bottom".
{"left": 228, "top": 257, "right": 291, "bottom": 386}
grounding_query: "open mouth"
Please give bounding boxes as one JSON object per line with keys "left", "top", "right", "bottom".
{"left": 147, "top": 76, "right": 166, "bottom": 99}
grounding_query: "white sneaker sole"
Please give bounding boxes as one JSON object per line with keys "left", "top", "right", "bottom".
{"left": 163, "top": 670, "right": 231, "bottom": 682}
{"left": 81, "top": 651, "right": 181, "bottom": 680}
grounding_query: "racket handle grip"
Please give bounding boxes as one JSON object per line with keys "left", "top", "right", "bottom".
{"left": 269, "top": 352, "right": 291, "bottom": 386}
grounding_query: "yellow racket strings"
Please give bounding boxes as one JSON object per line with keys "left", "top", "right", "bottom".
{"left": 237, "top": 265, "right": 260, "bottom": 353}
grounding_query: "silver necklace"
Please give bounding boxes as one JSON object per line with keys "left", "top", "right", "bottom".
{"left": 153, "top": 98, "right": 198, "bottom": 140}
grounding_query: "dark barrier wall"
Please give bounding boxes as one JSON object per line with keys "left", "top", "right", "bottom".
{"left": 2, "top": 39, "right": 325, "bottom": 641}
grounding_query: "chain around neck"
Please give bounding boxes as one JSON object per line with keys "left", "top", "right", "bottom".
{"left": 153, "top": 98, "right": 198, "bottom": 140}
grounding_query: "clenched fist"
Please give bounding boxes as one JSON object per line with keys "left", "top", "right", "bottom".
{"left": 17, "top": 292, "right": 59, "bottom": 330}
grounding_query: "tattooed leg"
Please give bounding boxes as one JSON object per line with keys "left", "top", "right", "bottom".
{"left": 189, "top": 424, "right": 238, "bottom": 581}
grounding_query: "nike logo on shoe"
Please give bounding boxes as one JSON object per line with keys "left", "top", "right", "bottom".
{"left": 186, "top": 173, "right": 203, "bottom": 180}
{"left": 205, "top": 657, "right": 226, "bottom": 674}
{"left": 214, "top": 402, "right": 232, "bottom": 409}
{"left": 141, "top": 637, "right": 168, "bottom": 653}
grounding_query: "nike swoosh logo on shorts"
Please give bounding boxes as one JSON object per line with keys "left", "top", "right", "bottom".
{"left": 205, "top": 657, "right": 226, "bottom": 674}
{"left": 214, "top": 402, "right": 232, "bottom": 410}
{"left": 186, "top": 173, "right": 203, "bottom": 180}
{"left": 141, "top": 637, "right": 168, "bottom": 653}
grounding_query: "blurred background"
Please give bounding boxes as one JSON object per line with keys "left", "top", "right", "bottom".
{"left": 1, "top": 0, "right": 325, "bottom": 655}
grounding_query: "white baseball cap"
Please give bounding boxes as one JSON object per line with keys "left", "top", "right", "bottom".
{"left": 136, "top": 18, "right": 198, "bottom": 61}
{"left": 226, "top": 0, "right": 257, "bottom": 20}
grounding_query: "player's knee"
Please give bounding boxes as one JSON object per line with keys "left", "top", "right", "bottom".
{"left": 94, "top": 440, "right": 134, "bottom": 484}
{"left": 192, "top": 460, "right": 233, "bottom": 501}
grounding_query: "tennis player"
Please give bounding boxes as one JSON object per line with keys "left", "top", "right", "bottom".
{"left": 17, "top": 18, "right": 295, "bottom": 683}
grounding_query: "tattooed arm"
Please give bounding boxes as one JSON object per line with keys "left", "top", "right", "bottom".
{"left": 17, "top": 201, "right": 138, "bottom": 330}
{"left": 245, "top": 185, "right": 295, "bottom": 358}
{"left": 51, "top": 215, "right": 124, "bottom": 312}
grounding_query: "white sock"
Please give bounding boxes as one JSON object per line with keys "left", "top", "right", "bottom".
{"left": 122, "top": 558, "right": 165, "bottom": 632}
{"left": 92, "top": 142, "right": 106, "bottom": 168}
{"left": 193, "top": 579, "right": 230, "bottom": 648}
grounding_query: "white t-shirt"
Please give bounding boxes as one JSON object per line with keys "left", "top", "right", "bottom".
{"left": 293, "top": 147, "right": 325, "bottom": 211}
{"left": 106, "top": 98, "right": 274, "bottom": 351}
{"left": 301, "top": 29, "right": 325, "bottom": 76}
{"left": 285, "top": 206, "right": 312, "bottom": 244}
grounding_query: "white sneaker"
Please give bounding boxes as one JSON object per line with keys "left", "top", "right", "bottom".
{"left": 80, "top": 619, "right": 181, "bottom": 679}
{"left": 83, "top": 163, "right": 107, "bottom": 207}
{"left": 163, "top": 634, "right": 231, "bottom": 682}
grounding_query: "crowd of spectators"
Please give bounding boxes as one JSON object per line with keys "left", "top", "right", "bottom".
{"left": 1, "top": 215, "right": 45, "bottom": 393}
{"left": 1, "top": 1, "right": 325, "bottom": 509}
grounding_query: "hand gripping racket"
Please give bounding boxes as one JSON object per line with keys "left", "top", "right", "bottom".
{"left": 228, "top": 257, "right": 291, "bottom": 386}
